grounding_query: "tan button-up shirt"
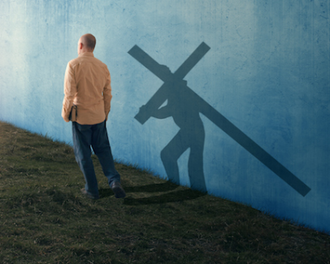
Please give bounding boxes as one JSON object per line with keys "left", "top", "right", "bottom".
{"left": 61, "top": 52, "right": 112, "bottom": 125}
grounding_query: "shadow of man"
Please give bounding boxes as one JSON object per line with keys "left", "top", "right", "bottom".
{"left": 129, "top": 43, "right": 311, "bottom": 197}
{"left": 145, "top": 70, "right": 206, "bottom": 192}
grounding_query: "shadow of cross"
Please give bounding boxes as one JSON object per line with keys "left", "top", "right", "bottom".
{"left": 128, "top": 42, "right": 311, "bottom": 197}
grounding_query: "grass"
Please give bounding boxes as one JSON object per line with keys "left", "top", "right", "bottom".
{"left": 0, "top": 121, "right": 329, "bottom": 264}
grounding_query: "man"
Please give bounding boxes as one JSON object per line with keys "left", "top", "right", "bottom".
{"left": 62, "top": 33, "right": 125, "bottom": 199}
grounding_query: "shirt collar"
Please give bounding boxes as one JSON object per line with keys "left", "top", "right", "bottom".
{"left": 79, "top": 52, "right": 94, "bottom": 57}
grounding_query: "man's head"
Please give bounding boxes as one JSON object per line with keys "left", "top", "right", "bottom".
{"left": 77, "top": 34, "right": 96, "bottom": 55}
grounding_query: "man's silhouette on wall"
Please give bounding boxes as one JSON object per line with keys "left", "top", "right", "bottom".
{"left": 145, "top": 72, "right": 206, "bottom": 192}
{"left": 129, "top": 42, "right": 311, "bottom": 197}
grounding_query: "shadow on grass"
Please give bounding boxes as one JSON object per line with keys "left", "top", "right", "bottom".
{"left": 123, "top": 189, "right": 206, "bottom": 205}
{"left": 124, "top": 181, "right": 179, "bottom": 193}
{"left": 99, "top": 181, "right": 206, "bottom": 205}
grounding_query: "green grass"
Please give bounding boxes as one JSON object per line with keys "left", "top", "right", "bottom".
{"left": 0, "top": 121, "right": 329, "bottom": 264}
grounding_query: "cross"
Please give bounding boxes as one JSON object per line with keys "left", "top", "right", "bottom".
{"left": 128, "top": 43, "right": 311, "bottom": 197}
{"left": 128, "top": 42, "right": 210, "bottom": 124}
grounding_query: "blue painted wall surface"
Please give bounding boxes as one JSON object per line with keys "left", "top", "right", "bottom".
{"left": 0, "top": 0, "right": 329, "bottom": 233}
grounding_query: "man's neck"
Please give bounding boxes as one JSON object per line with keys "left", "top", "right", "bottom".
{"left": 79, "top": 50, "right": 93, "bottom": 55}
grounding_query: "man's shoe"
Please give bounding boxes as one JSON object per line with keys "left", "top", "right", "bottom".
{"left": 81, "top": 188, "right": 99, "bottom": 200}
{"left": 111, "top": 181, "right": 126, "bottom": 198}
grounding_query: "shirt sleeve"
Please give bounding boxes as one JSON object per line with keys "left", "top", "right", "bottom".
{"left": 103, "top": 66, "right": 112, "bottom": 121}
{"left": 61, "top": 62, "right": 77, "bottom": 122}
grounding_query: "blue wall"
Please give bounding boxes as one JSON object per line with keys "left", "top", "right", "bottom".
{"left": 0, "top": 0, "right": 329, "bottom": 233}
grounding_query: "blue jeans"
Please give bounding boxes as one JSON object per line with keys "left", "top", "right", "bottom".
{"left": 72, "top": 120, "right": 120, "bottom": 198}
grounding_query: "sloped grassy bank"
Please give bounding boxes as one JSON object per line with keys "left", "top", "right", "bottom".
{"left": 0, "top": 121, "right": 329, "bottom": 264}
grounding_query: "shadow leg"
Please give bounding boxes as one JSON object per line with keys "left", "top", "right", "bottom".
{"left": 188, "top": 135, "right": 206, "bottom": 193}
{"left": 161, "top": 130, "right": 188, "bottom": 185}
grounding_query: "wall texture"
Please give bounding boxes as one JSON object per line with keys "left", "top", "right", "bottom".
{"left": 0, "top": 0, "right": 329, "bottom": 233}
